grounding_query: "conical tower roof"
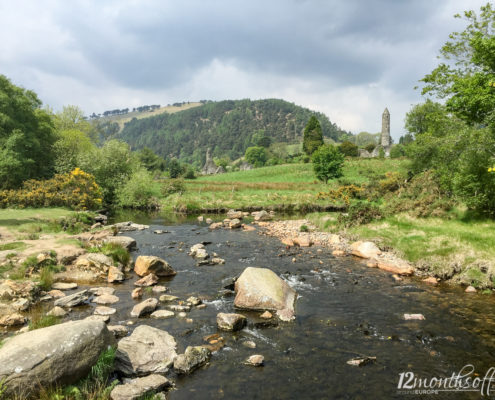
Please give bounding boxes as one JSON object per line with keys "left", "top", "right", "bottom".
{"left": 383, "top": 107, "right": 389, "bottom": 115}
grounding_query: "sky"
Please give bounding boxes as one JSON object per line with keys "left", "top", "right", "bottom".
{"left": 0, "top": 0, "right": 489, "bottom": 140}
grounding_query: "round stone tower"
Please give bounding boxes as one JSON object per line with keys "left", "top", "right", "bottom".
{"left": 381, "top": 108, "right": 391, "bottom": 147}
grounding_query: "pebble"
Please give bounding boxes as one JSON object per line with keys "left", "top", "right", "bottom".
{"left": 245, "top": 355, "right": 264, "bottom": 366}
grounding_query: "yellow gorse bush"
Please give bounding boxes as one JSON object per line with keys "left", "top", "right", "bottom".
{"left": 0, "top": 168, "right": 103, "bottom": 210}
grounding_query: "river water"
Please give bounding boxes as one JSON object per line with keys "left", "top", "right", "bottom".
{"left": 29, "top": 214, "right": 495, "bottom": 398}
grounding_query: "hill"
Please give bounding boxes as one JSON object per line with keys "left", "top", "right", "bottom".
{"left": 97, "top": 102, "right": 203, "bottom": 131}
{"left": 114, "top": 99, "right": 350, "bottom": 165}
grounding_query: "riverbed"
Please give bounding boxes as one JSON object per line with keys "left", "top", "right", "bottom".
{"left": 22, "top": 215, "right": 495, "bottom": 398}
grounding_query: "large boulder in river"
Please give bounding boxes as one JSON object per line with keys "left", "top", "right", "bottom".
{"left": 115, "top": 325, "right": 177, "bottom": 376}
{"left": 134, "top": 256, "right": 176, "bottom": 277}
{"left": 0, "top": 320, "right": 114, "bottom": 398}
{"left": 234, "top": 267, "right": 297, "bottom": 321}
{"left": 130, "top": 298, "right": 158, "bottom": 317}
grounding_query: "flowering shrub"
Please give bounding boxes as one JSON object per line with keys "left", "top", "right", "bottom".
{"left": 0, "top": 168, "right": 103, "bottom": 210}
{"left": 316, "top": 184, "right": 365, "bottom": 205}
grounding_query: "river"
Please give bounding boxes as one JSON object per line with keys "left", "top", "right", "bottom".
{"left": 48, "top": 213, "right": 495, "bottom": 398}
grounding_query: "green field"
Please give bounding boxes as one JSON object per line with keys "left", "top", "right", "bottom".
{"left": 163, "top": 158, "right": 410, "bottom": 212}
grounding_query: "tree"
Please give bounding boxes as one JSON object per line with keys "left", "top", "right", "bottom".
{"left": 55, "top": 105, "right": 98, "bottom": 143}
{"left": 303, "top": 116, "right": 324, "bottom": 155}
{"left": 78, "top": 140, "right": 138, "bottom": 204}
{"left": 168, "top": 159, "right": 183, "bottom": 178}
{"left": 339, "top": 141, "right": 359, "bottom": 157}
{"left": 421, "top": 4, "right": 495, "bottom": 125}
{"left": 0, "top": 75, "right": 57, "bottom": 188}
{"left": 311, "top": 144, "right": 344, "bottom": 183}
{"left": 245, "top": 146, "right": 267, "bottom": 167}
{"left": 354, "top": 131, "right": 379, "bottom": 147}
{"left": 54, "top": 129, "right": 95, "bottom": 173}
{"left": 137, "top": 147, "right": 166, "bottom": 171}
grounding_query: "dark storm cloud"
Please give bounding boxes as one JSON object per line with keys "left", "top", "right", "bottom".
{"left": 43, "top": 0, "right": 439, "bottom": 90}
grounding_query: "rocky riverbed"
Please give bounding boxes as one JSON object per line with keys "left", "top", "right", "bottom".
{"left": 0, "top": 212, "right": 493, "bottom": 398}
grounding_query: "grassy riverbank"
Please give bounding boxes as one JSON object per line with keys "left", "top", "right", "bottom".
{"left": 307, "top": 211, "right": 495, "bottom": 289}
{"left": 163, "top": 158, "right": 410, "bottom": 212}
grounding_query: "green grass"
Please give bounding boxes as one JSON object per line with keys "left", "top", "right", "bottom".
{"left": 87, "top": 242, "right": 130, "bottom": 266}
{"left": 163, "top": 159, "right": 410, "bottom": 212}
{"left": 308, "top": 211, "right": 495, "bottom": 287}
{"left": 0, "top": 208, "right": 70, "bottom": 227}
{"left": 29, "top": 314, "right": 61, "bottom": 330}
{"left": 38, "top": 267, "right": 54, "bottom": 291}
{"left": 0, "top": 241, "right": 26, "bottom": 251}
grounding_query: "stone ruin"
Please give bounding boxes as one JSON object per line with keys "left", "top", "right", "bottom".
{"left": 201, "top": 149, "right": 225, "bottom": 175}
{"left": 360, "top": 108, "right": 392, "bottom": 158}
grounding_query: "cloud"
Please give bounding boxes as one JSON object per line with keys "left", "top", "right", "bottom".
{"left": 0, "top": 0, "right": 489, "bottom": 138}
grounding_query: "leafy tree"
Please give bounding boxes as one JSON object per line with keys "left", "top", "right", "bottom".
{"left": 421, "top": 4, "right": 495, "bottom": 125}
{"left": 303, "top": 116, "right": 324, "bottom": 155}
{"left": 339, "top": 141, "right": 359, "bottom": 157}
{"left": 353, "top": 131, "right": 379, "bottom": 147}
{"left": 311, "top": 144, "right": 344, "bottom": 183}
{"left": 53, "top": 129, "right": 95, "bottom": 173}
{"left": 168, "top": 159, "right": 183, "bottom": 178}
{"left": 0, "top": 75, "right": 57, "bottom": 188}
{"left": 55, "top": 105, "right": 98, "bottom": 143}
{"left": 137, "top": 147, "right": 166, "bottom": 171}
{"left": 399, "top": 133, "right": 414, "bottom": 145}
{"left": 389, "top": 144, "right": 406, "bottom": 158}
{"left": 78, "top": 140, "right": 138, "bottom": 204}
{"left": 116, "top": 168, "right": 160, "bottom": 209}
{"left": 245, "top": 146, "right": 267, "bottom": 167}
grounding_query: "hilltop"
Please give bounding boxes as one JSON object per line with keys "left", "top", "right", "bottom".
{"left": 110, "top": 99, "right": 350, "bottom": 165}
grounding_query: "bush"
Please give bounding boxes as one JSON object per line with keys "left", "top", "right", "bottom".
{"left": 311, "top": 144, "right": 344, "bottom": 183}
{"left": 338, "top": 201, "right": 383, "bottom": 227}
{"left": 316, "top": 184, "right": 366, "bottom": 205}
{"left": 116, "top": 168, "right": 160, "bottom": 209}
{"left": 0, "top": 168, "right": 103, "bottom": 210}
{"left": 389, "top": 144, "right": 406, "bottom": 158}
{"left": 183, "top": 167, "right": 196, "bottom": 179}
{"left": 162, "top": 179, "right": 186, "bottom": 197}
{"left": 299, "top": 224, "right": 309, "bottom": 232}
{"left": 364, "top": 143, "right": 376, "bottom": 153}
{"left": 339, "top": 141, "right": 359, "bottom": 157}
{"left": 245, "top": 146, "right": 267, "bottom": 167}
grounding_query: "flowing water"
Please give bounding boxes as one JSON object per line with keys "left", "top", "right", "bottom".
{"left": 17, "top": 213, "right": 495, "bottom": 398}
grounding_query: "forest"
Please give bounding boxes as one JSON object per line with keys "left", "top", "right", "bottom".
{"left": 116, "top": 98, "right": 351, "bottom": 164}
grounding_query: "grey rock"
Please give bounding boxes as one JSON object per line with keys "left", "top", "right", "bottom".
{"left": 115, "top": 325, "right": 177, "bottom": 376}
{"left": 85, "top": 314, "right": 110, "bottom": 323}
{"left": 54, "top": 290, "right": 89, "bottom": 308}
{"left": 173, "top": 346, "right": 211, "bottom": 374}
{"left": 52, "top": 282, "right": 78, "bottom": 290}
{"left": 216, "top": 313, "right": 247, "bottom": 331}
{"left": 134, "top": 273, "right": 158, "bottom": 287}
{"left": 47, "top": 306, "right": 67, "bottom": 317}
{"left": 90, "top": 287, "right": 116, "bottom": 296}
{"left": 0, "top": 320, "right": 114, "bottom": 398}
{"left": 110, "top": 374, "right": 170, "bottom": 400}
{"left": 108, "top": 325, "right": 129, "bottom": 338}
{"left": 244, "top": 354, "right": 264, "bottom": 366}
{"left": 94, "top": 306, "right": 116, "bottom": 316}
{"left": 105, "top": 236, "right": 137, "bottom": 250}
{"left": 93, "top": 294, "right": 120, "bottom": 305}
{"left": 150, "top": 310, "right": 174, "bottom": 319}
{"left": 131, "top": 298, "right": 158, "bottom": 317}
{"left": 112, "top": 222, "right": 149, "bottom": 232}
